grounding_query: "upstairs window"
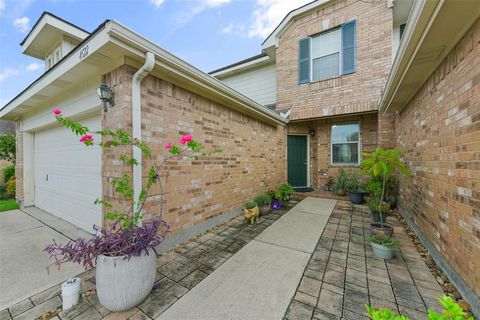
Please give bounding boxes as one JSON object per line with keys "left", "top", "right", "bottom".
{"left": 331, "top": 123, "right": 360, "bottom": 165}
{"left": 312, "top": 28, "right": 341, "bottom": 80}
{"left": 299, "top": 20, "right": 356, "bottom": 84}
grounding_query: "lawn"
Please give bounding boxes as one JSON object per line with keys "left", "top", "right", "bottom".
{"left": 0, "top": 199, "right": 19, "bottom": 211}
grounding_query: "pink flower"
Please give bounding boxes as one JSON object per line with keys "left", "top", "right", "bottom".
{"left": 180, "top": 134, "right": 193, "bottom": 145}
{"left": 79, "top": 134, "right": 94, "bottom": 143}
{"left": 132, "top": 137, "right": 139, "bottom": 143}
{"left": 165, "top": 143, "right": 172, "bottom": 149}
{"left": 52, "top": 109, "right": 62, "bottom": 115}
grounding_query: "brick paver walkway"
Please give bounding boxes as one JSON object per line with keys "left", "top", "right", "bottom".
{"left": 285, "top": 201, "right": 445, "bottom": 320}
{"left": 0, "top": 200, "right": 446, "bottom": 320}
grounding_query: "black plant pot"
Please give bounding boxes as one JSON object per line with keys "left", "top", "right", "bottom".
{"left": 349, "top": 190, "right": 365, "bottom": 204}
{"left": 372, "top": 211, "right": 387, "bottom": 223}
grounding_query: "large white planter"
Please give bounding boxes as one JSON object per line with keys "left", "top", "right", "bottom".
{"left": 96, "top": 250, "right": 156, "bottom": 311}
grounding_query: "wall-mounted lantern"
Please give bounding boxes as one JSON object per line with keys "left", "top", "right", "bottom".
{"left": 96, "top": 84, "right": 115, "bottom": 112}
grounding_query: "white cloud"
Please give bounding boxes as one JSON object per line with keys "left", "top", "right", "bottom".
{"left": 26, "top": 62, "right": 40, "bottom": 71}
{"left": 13, "top": 16, "right": 30, "bottom": 33}
{"left": 0, "top": 68, "right": 21, "bottom": 82}
{"left": 220, "top": 22, "right": 234, "bottom": 34}
{"left": 248, "top": 0, "right": 312, "bottom": 39}
{"left": 173, "top": 0, "right": 231, "bottom": 28}
{"left": 204, "top": 0, "right": 231, "bottom": 7}
{"left": 0, "top": 62, "right": 41, "bottom": 82}
{"left": 150, "top": 0, "right": 165, "bottom": 8}
{"left": 0, "top": 0, "right": 5, "bottom": 11}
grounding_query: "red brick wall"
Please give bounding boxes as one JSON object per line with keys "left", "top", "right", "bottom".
{"left": 276, "top": 0, "right": 393, "bottom": 121}
{"left": 104, "top": 65, "right": 286, "bottom": 233}
{"left": 396, "top": 19, "right": 480, "bottom": 296}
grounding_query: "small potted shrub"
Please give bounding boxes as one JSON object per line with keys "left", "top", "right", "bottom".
{"left": 277, "top": 183, "right": 294, "bottom": 203}
{"left": 243, "top": 201, "right": 259, "bottom": 224}
{"left": 335, "top": 169, "right": 348, "bottom": 196}
{"left": 346, "top": 174, "right": 365, "bottom": 204}
{"left": 361, "top": 148, "right": 410, "bottom": 237}
{"left": 323, "top": 175, "right": 336, "bottom": 192}
{"left": 368, "top": 200, "right": 394, "bottom": 236}
{"left": 365, "top": 232, "right": 398, "bottom": 260}
{"left": 45, "top": 110, "right": 220, "bottom": 311}
{"left": 254, "top": 193, "right": 272, "bottom": 215}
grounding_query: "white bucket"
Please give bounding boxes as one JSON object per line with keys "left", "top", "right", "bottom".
{"left": 61, "top": 277, "right": 81, "bottom": 310}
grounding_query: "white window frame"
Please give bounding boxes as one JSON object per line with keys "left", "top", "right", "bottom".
{"left": 310, "top": 27, "right": 342, "bottom": 82}
{"left": 330, "top": 121, "right": 361, "bottom": 166}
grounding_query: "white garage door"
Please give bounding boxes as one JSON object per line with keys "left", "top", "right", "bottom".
{"left": 34, "top": 115, "right": 102, "bottom": 232}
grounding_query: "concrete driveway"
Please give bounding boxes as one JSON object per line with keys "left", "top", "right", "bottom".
{"left": 0, "top": 207, "right": 90, "bottom": 310}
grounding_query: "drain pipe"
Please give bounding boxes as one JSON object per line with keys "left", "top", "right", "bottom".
{"left": 132, "top": 51, "right": 155, "bottom": 216}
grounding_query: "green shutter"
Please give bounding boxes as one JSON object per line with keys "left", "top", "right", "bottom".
{"left": 342, "top": 20, "right": 356, "bottom": 75}
{"left": 298, "top": 37, "right": 310, "bottom": 84}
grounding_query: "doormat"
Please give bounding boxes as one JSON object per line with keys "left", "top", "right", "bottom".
{"left": 294, "top": 187, "right": 314, "bottom": 192}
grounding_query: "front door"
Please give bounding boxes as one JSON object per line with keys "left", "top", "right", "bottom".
{"left": 287, "top": 135, "right": 308, "bottom": 187}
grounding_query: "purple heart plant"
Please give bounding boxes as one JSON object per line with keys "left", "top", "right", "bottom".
{"left": 44, "top": 109, "right": 221, "bottom": 271}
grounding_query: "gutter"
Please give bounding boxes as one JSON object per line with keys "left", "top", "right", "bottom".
{"left": 132, "top": 51, "right": 155, "bottom": 216}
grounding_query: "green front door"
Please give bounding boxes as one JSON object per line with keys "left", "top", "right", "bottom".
{"left": 287, "top": 135, "right": 308, "bottom": 187}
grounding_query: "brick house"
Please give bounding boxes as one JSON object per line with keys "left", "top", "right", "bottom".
{"left": 0, "top": 0, "right": 479, "bottom": 314}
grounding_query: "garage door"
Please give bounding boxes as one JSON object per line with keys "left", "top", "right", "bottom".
{"left": 34, "top": 115, "right": 102, "bottom": 232}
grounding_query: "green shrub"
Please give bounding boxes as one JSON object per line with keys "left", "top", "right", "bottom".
{"left": 0, "top": 134, "right": 15, "bottom": 163}
{"left": 365, "top": 295, "right": 473, "bottom": 320}
{"left": 254, "top": 193, "right": 272, "bottom": 207}
{"left": 244, "top": 201, "right": 257, "bottom": 210}
{"left": 365, "top": 233, "right": 398, "bottom": 248}
{"left": 276, "top": 183, "right": 294, "bottom": 201}
{"left": 345, "top": 173, "right": 361, "bottom": 192}
{"left": 3, "top": 164, "right": 14, "bottom": 184}
{"left": 335, "top": 169, "right": 348, "bottom": 191}
{"left": 5, "top": 177, "right": 15, "bottom": 197}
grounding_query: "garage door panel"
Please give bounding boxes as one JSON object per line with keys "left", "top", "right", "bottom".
{"left": 34, "top": 116, "right": 102, "bottom": 232}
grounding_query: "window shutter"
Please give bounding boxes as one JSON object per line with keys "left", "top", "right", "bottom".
{"left": 342, "top": 20, "right": 356, "bottom": 75}
{"left": 298, "top": 37, "right": 311, "bottom": 84}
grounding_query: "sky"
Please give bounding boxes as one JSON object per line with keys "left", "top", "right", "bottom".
{"left": 0, "top": 0, "right": 313, "bottom": 107}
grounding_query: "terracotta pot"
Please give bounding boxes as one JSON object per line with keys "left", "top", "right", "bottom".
{"left": 370, "top": 222, "right": 394, "bottom": 237}
{"left": 259, "top": 205, "right": 271, "bottom": 215}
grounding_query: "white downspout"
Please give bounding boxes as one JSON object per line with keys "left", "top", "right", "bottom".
{"left": 132, "top": 51, "right": 155, "bottom": 214}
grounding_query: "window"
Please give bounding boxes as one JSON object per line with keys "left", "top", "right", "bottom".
{"left": 331, "top": 123, "right": 360, "bottom": 165}
{"left": 312, "top": 28, "right": 341, "bottom": 80}
{"left": 298, "top": 20, "right": 356, "bottom": 84}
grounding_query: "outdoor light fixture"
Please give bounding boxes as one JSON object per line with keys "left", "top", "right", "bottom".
{"left": 97, "top": 84, "right": 114, "bottom": 112}
{"left": 309, "top": 128, "right": 316, "bottom": 137}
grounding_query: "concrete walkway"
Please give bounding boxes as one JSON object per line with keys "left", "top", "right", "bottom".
{"left": 0, "top": 207, "right": 89, "bottom": 310}
{"left": 157, "top": 197, "right": 336, "bottom": 320}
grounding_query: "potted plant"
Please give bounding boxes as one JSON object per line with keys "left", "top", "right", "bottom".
{"left": 44, "top": 110, "right": 219, "bottom": 311}
{"left": 361, "top": 148, "right": 410, "bottom": 236}
{"left": 254, "top": 193, "right": 272, "bottom": 215}
{"left": 277, "top": 183, "right": 294, "bottom": 203}
{"left": 346, "top": 174, "right": 365, "bottom": 204}
{"left": 243, "top": 201, "right": 259, "bottom": 224}
{"left": 368, "top": 200, "right": 394, "bottom": 236}
{"left": 323, "top": 175, "right": 336, "bottom": 192}
{"left": 365, "top": 232, "right": 398, "bottom": 260}
{"left": 335, "top": 169, "right": 348, "bottom": 196}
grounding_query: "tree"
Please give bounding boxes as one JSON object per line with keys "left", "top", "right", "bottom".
{"left": 0, "top": 134, "right": 15, "bottom": 163}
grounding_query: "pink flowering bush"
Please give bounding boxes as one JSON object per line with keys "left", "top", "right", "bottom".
{"left": 45, "top": 108, "right": 220, "bottom": 269}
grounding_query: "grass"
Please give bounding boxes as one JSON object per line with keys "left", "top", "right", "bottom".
{"left": 0, "top": 199, "right": 19, "bottom": 211}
